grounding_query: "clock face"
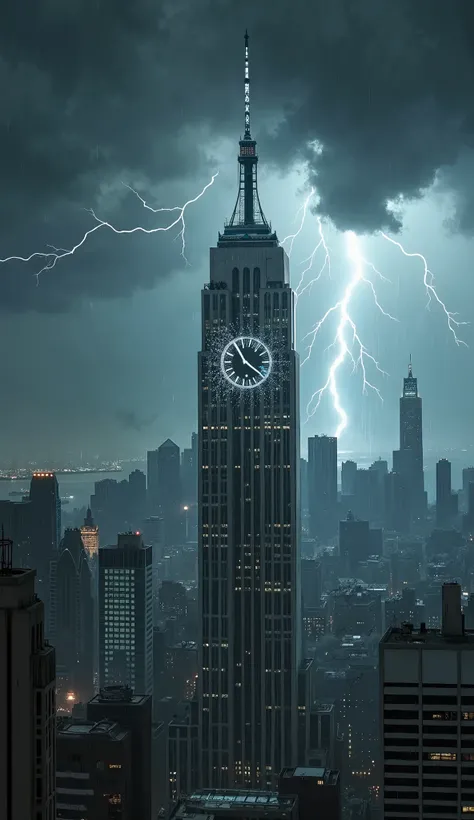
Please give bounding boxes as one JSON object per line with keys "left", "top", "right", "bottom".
{"left": 220, "top": 336, "right": 272, "bottom": 389}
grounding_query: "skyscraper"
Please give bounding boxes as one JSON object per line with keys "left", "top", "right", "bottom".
{"left": 81, "top": 507, "right": 99, "bottom": 560}
{"left": 99, "top": 533, "right": 153, "bottom": 695}
{"left": 29, "top": 471, "right": 61, "bottom": 619}
{"left": 197, "top": 32, "right": 304, "bottom": 789}
{"left": 0, "top": 536, "right": 56, "bottom": 820}
{"left": 49, "top": 528, "right": 94, "bottom": 706}
{"left": 436, "top": 458, "right": 456, "bottom": 529}
{"left": 399, "top": 359, "right": 425, "bottom": 518}
{"left": 147, "top": 439, "right": 182, "bottom": 546}
{"left": 307, "top": 435, "right": 337, "bottom": 541}
{"left": 380, "top": 583, "right": 474, "bottom": 819}
{"left": 341, "top": 459, "right": 357, "bottom": 497}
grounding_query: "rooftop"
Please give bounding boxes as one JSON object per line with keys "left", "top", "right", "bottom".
{"left": 280, "top": 766, "right": 339, "bottom": 786}
{"left": 382, "top": 624, "right": 474, "bottom": 646}
{"left": 57, "top": 718, "right": 128, "bottom": 741}
{"left": 172, "top": 791, "right": 297, "bottom": 820}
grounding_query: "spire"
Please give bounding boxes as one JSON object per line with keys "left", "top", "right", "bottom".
{"left": 219, "top": 31, "right": 277, "bottom": 246}
{"left": 403, "top": 356, "right": 418, "bottom": 398}
{"left": 244, "top": 29, "right": 251, "bottom": 139}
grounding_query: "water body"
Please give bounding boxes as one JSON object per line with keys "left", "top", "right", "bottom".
{"left": 0, "top": 461, "right": 145, "bottom": 511}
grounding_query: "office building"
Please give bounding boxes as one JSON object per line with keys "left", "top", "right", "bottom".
{"left": 301, "top": 559, "right": 322, "bottom": 609}
{"left": 169, "top": 790, "right": 299, "bottom": 820}
{"left": 50, "top": 528, "right": 94, "bottom": 707}
{"left": 99, "top": 533, "right": 153, "bottom": 695}
{"left": 380, "top": 582, "right": 474, "bottom": 819}
{"left": 399, "top": 360, "right": 425, "bottom": 519}
{"left": 342, "top": 460, "right": 357, "bottom": 497}
{"left": 56, "top": 717, "right": 132, "bottom": 819}
{"left": 308, "top": 435, "right": 338, "bottom": 541}
{"left": 196, "top": 32, "right": 305, "bottom": 789}
{"left": 147, "top": 439, "right": 182, "bottom": 546}
{"left": 339, "top": 512, "right": 370, "bottom": 573}
{"left": 29, "top": 471, "right": 61, "bottom": 618}
{"left": 462, "top": 467, "right": 474, "bottom": 513}
{"left": 81, "top": 507, "right": 100, "bottom": 560}
{"left": 0, "top": 537, "right": 56, "bottom": 820}
{"left": 436, "top": 458, "right": 457, "bottom": 529}
{"left": 279, "top": 767, "right": 341, "bottom": 820}
{"left": 88, "top": 685, "right": 151, "bottom": 820}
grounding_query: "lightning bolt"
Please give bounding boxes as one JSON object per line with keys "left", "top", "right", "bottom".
{"left": 380, "top": 232, "right": 468, "bottom": 347}
{"left": 280, "top": 188, "right": 315, "bottom": 257}
{"left": 285, "top": 191, "right": 467, "bottom": 438}
{"left": 0, "top": 174, "right": 218, "bottom": 284}
{"left": 303, "top": 230, "right": 397, "bottom": 437}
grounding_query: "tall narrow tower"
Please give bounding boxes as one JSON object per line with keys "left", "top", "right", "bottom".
{"left": 197, "top": 32, "right": 303, "bottom": 790}
{"left": 399, "top": 358, "right": 425, "bottom": 518}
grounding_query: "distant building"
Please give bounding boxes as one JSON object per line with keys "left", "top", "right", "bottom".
{"left": 436, "top": 458, "right": 457, "bottom": 529}
{"left": 308, "top": 435, "right": 338, "bottom": 541}
{"left": 0, "top": 544, "right": 56, "bottom": 820}
{"left": 341, "top": 460, "right": 357, "bottom": 497}
{"left": 87, "top": 685, "right": 152, "bottom": 820}
{"left": 339, "top": 512, "right": 371, "bottom": 573}
{"left": 99, "top": 533, "right": 153, "bottom": 695}
{"left": 81, "top": 507, "right": 99, "bottom": 559}
{"left": 399, "top": 360, "right": 425, "bottom": 519}
{"left": 29, "top": 471, "right": 61, "bottom": 621}
{"left": 50, "top": 528, "right": 94, "bottom": 707}
{"left": 279, "top": 767, "right": 341, "bottom": 820}
{"left": 462, "top": 467, "right": 474, "bottom": 513}
{"left": 301, "top": 559, "right": 322, "bottom": 609}
{"left": 380, "top": 583, "right": 474, "bottom": 819}
{"left": 169, "top": 789, "right": 298, "bottom": 820}
{"left": 56, "top": 717, "right": 132, "bottom": 819}
{"left": 147, "top": 439, "right": 182, "bottom": 546}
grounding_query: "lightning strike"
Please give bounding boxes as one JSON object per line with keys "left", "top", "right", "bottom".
{"left": 380, "top": 232, "right": 468, "bottom": 347}
{"left": 280, "top": 188, "right": 315, "bottom": 256}
{"left": 303, "top": 230, "right": 397, "bottom": 438}
{"left": 0, "top": 173, "right": 218, "bottom": 283}
{"left": 295, "top": 216, "right": 331, "bottom": 300}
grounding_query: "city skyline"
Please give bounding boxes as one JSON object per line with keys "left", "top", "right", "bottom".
{"left": 1, "top": 6, "right": 474, "bottom": 461}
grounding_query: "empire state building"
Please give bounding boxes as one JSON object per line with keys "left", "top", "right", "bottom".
{"left": 197, "top": 33, "right": 307, "bottom": 790}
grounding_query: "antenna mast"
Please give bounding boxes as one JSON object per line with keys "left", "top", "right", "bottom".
{"left": 244, "top": 30, "right": 251, "bottom": 139}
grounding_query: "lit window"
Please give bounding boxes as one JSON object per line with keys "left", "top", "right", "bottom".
{"left": 429, "top": 753, "right": 457, "bottom": 761}
{"left": 108, "top": 764, "right": 122, "bottom": 769}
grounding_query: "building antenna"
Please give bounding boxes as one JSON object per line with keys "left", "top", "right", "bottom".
{"left": 244, "top": 30, "right": 251, "bottom": 139}
{"left": 408, "top": 353, "right": 413, "bottom": 377}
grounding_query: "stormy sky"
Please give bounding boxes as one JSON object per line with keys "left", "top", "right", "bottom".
{"left": 2, "top": 0, "right": 474, "bottom": 475}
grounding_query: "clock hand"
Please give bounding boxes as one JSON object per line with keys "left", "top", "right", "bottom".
{"left": 233, "top": 341, "right": 247, "bottom": 363}
{"left": 246, "top": 360, "right": 264, "bottom": 377}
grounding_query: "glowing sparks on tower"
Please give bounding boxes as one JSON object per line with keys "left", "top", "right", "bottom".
{"left": 0, "top": 174, "right": 218, "bottom": 283}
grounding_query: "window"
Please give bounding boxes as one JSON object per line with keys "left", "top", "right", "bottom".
{"left": 427, "top": 753, "right": 457, "bottom": 761}
{"left": 108, "top": 763, "right": 122, "bottom": 769}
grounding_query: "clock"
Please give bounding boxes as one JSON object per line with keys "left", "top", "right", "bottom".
{"left": 220, "top": 336, "right": 272, "bottom": 389}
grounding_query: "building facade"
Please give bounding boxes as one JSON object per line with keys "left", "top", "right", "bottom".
{"left": 197, "top": 32, "right": 304, "bottom": 790}
{"left": 307, "top": 435, "right": 337, "bottom": 541}
{"left": 380, "top": 583, "right": 474, "bottom": 819}
{"left": 50, "top": 528, "right": 94, "bottom": 707}
{"left": 147, "top": 439, "right": 182, "bottom": 546}
{"left": 399, "top": 361, "right": 425, "bottom": 519}
{"left": 99, "top": 533, "right": 153, "bottom": 695}
{"left": 29, "top": 471, "right": 61, "bottom": 623}
{"left": 56, "top": 717, "right": 132, "bottom": 820}
{"left": 0, "top": 546, "right": 56, "bottom": 820}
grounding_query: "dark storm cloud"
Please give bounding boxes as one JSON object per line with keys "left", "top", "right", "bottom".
{"left": 2, "top": 0, "right": 474, "bottom": 310}
{"left": 116, "top": 409, "right": 159, "bottom": 432}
